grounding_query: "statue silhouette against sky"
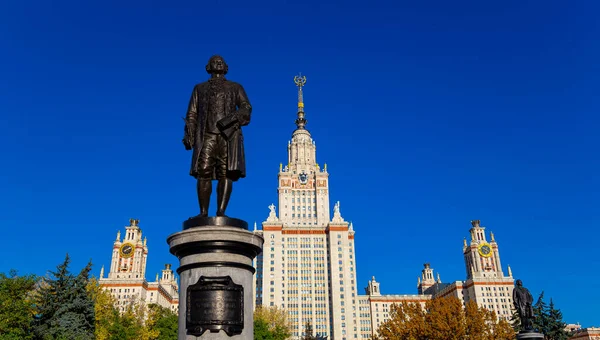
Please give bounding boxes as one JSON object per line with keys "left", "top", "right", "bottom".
{"left": 183, "top": 55, "right": 252, "bottom": 217}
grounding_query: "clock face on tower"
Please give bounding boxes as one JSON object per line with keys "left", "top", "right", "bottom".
{"left": 299, "top": 172, "right": 308, "bottom": 185}
{"left": 119, "top": 243, "right": 134, "bottom": 258}
{"left": 478, "top": 243, "right": 492, "bottom": 258}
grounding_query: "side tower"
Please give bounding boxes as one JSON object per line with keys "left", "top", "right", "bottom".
{"left": 107, "top": 218, "right": 148, "bottom": 280}
{"left": 100, "top": 219, "right": 179, "bottom": 314}
{"left": 464, "top": 220, "right": 504, "bottom": 279}
{"left": 462, "top": 220, "right": 514, "bottom": 320}
{"left": 417, "top": 263, "right": 438, "bottom": 294}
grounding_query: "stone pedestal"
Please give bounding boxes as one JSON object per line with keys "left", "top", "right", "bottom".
{"left": 516, "top": 331, "right": 545, "bottom": 339}
{"left": 168, "top": 217, "right": 263, "bottom": 340}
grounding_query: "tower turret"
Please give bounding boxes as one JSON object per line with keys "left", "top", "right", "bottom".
{"left": 365, "top": 276, "right": 381, "bottom": 296}
{"left": 107, "top": 219, "right": 148, "bottom": 279}
{"left": 418, "top": 263, "right": 437, "bottom": 294}
{"left": 464, "top": 220, "right": 505, "bottom": 279}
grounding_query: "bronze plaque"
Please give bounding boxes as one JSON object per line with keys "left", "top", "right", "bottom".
{"left": 186, "top": 276, "right": 244, "bottom": 336}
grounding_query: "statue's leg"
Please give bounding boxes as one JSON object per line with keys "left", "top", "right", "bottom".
{"left": 198, "top": 134, "right": 218, "bottom": 217}
{"left": 215, "top": 135, "right": 231, "bottom": 217}
{"left": 196, "top": 179, "right": 211, "bottom": 217}
{"left": 216, "top": 178, "right": 232, "bottom": 217}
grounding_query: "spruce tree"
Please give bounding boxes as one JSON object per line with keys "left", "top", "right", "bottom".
{"left": 545, "top": 299, "right": 569, "bottom": 340}
{"left": 533, "top": 291, "right": 550, "bottom": 335}
{"left": 33, "top": 254, "right": 95, "bottom": 340}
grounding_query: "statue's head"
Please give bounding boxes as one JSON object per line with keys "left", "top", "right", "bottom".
{"left": 206, "top": 55, "right": 228, "bottom": 75}
{"left": 516, "top": 279, "right": 523, "bottom": 287}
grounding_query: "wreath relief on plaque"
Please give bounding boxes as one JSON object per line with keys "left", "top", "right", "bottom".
{"left": 186, "top": 276, "right": 244, "bottom": 336}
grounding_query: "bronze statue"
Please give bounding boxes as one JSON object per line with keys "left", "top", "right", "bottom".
{"left": 513, "top": 279, "right": 535, "bottom": 331}
{"left": 183, "top": 55, "right": 252, "bottom": 217}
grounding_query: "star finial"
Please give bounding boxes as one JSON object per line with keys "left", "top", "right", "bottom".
{"left": 293, "top": 73, "right": 307, "bottom": 129}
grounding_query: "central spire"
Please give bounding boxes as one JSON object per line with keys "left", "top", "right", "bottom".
{"left": 294, "top": 73, "right": 307, "bottom": 130}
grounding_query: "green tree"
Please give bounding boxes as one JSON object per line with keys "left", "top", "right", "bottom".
{"left": 146, "top": 303, "right": 178, "bottom": 340}
{"left": 254, "top": 305, "right": 291, "bottom": 340}
{"left": 254, "top": 317, "right": 274, "bottom": 340}
{"left": 0, "top": 270, "right": 38, "bottom": 339}
{"left": 33, "top": 254, "right": 95, "bottom": 340}
{"left": 87, "top": 277, "right": 121, "bottom": 340}
{"left": 532, "top": 292, "right": 549, "bottom": 335}
{"left": 528, "top": 291, "right": 570, "bottom": 339}
{"left": 544, "top": 299, "right": 569, "bottom": 340}
{"left": 114, "top": 299, "right": 155, "bottom": 340}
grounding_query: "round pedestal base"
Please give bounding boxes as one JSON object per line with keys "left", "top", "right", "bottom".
{"left": 517, "top": 331, "right": 545, "bottom": 339}
{"left": 168, "top": 221, "right": 263, "bottom": 340}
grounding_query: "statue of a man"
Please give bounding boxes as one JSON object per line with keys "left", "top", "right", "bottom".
{"left": 183, "top": 55, "right": 252, "bottom": 217}
{"left": 513, "top": 279, "right": 535, "bottom": 330}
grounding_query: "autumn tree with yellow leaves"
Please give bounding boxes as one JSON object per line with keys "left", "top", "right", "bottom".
{"left": 254, "top": 305, "right": 292, "bottom": 340}
{"left": 375, "top": 297, "right": 515, "bottom": 340}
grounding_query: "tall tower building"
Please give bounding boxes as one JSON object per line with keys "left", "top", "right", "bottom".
{"left": 99, "top": 219, "right": 179, "bottom": 314}
{"left": 254, "top": 75, "right": 359, "bottom": 340}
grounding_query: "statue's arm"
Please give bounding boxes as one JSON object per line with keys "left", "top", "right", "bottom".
{"left": 235, "top": 84, "right": 252, "bottom": 126}
{"left": 183, "top": 86, "right": 199, "bottom": 149}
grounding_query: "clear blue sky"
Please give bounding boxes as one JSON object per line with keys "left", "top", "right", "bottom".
{"left": 1, "top": 0, "right": 598, "bottom": 327}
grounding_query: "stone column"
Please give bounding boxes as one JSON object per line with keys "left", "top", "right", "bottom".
{"left": 168, "top": 217, "right": 263, "bottom": 340}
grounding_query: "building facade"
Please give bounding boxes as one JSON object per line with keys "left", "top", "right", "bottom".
{"left": 253, "top": 75, "right": 359, "bottom": 340}
{"left": 570, "top": 327, "right": 600, "bottom": 340}
{"left": 99, "top": 219, "right": 179, "bottom": 314}
{"left": 252, "top": 75, "right": 517, "bottom": 340}
{"left": 359, "top": 220, "right": 515, "bottom": 339}
{"left": 434, "top": 220, "right": 515, "bottom": 320}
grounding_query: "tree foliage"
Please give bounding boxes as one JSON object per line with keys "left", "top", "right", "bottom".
{"left": 511, "top": 292, "right": 570, "bottom": 340}
{"left": 146, "top": 303, "right": 178, "bottom": 340}
{"left": 302, "top": 320, "right": 315, "bottom": 340}
{"left": 2, "top": 256, "right": 180, "bottom": 340}
{"left": 545, "top": 299, "right": 570, "bottom": 340}
{"left": 254, "top": 305, "right": 292, "bottom": 340}
{"left": 33, "top": 254, "right": 95, "bottom": 340}
{"left": 0, "top": 270, "right": 38, "bottom": 340}
{"left": 87, "top": 277, "right": 118, "bottom": 340}
{"left": 375, "top": 297, "right": 515, "bottom": 340}
{"left": 533, "top": 291, "right": 549, "bottom": 335}
{"left": 510, "top": 291, "right": 572, "bottom": 339}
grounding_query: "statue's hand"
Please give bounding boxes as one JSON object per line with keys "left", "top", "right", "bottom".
{"left": 183, "top": 138, "right": 193, "bottom": 150}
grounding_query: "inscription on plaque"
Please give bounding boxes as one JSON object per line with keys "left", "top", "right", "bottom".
{"left": 186, "top": 276, "right": 244, "bottom": 337}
